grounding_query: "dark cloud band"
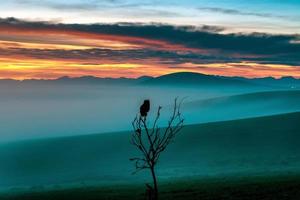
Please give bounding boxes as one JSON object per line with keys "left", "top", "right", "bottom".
{"left": 0, "top": 17, "right": 299, "bottom": 66}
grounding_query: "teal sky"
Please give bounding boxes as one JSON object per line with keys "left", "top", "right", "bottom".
{"left": 1, "top": 0, "right": 299, "bottom": 34}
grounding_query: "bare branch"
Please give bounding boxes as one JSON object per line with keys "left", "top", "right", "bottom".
{"left": 130, "top": 98, "right": 184, "bottom": 169}
{"left": 130, "top": 98, "right": 185, "bottom": 200}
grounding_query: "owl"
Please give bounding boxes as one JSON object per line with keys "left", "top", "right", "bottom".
{"left": 140, "top": 100, "right": 150, "bottom": 117}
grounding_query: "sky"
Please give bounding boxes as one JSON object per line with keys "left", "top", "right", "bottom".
{"left": 0, "top": 0, "right": 300, "bottom": 79}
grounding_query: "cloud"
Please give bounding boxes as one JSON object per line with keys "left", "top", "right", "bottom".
{"left": 14, "top": 0, "right": 105, "bottom": 11}
{"left": 197, "top": 7, "right": 294, "bottom": 20}
{"left": 0, "top": 17, "right": 299, "bottom": 79}
{"left": 1, "top": 18, "right": 299, "bottom": 55}
{"left": 13, "top": 0, "right": 155, "bottom": 11}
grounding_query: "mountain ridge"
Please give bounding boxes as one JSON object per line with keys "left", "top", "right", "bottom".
{"left": 1, "top": 72, "right": 299, "bottom": 87}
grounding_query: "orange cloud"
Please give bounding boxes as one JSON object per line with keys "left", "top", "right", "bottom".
{"left": 0, "top": 21, "right": 299, "bottom": 80}
{"left": 0, "top": 57, "right": 168, "bottom": 80}
{"left": 0, "top": 25, "right": 206, "bottom": 53}
{"left": 175, "top": 62, "right": 300, "bottom": 78}
{"left": 0, "top": 57, "right": 299, "bottom": 80}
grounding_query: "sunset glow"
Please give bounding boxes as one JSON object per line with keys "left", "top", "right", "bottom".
{"left": 1, "top": 56, "right": 299, "bottom": 80}
{"left": 0, "top": 1, "right": 299, "bottom": 80}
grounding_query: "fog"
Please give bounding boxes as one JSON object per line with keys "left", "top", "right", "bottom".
{"left": 0, "top": 83, "right": 299, "bottom": 142}
{"left": 0, "top": 82, "right": 300, "bottom": 192}
{"left": 0, "top": 84, "right": 217, "bottom": 141}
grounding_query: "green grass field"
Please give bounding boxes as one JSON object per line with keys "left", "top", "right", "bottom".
{"left": 2, "top": 174, "right": 300, "bottom": 200}
{"left": 1, "top": 112, "right": 300, "bottom": 199}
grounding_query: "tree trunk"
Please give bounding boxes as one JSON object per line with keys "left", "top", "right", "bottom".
{"left": 150, "top": 166, "right": 158, "bottom": 200}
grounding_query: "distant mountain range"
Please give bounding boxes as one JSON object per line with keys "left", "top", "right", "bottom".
{"left": 0, "top": 75, "right": 153, "bottom": 86}
{"left": 0, "top": 72, "right": 299, "bottom": 88}
{"left": 142, "top": 72, "right": 252, "bottom": 86}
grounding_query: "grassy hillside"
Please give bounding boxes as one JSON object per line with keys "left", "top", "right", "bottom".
{"left": 0, "top": 112, "right": 299, "bottom": 190}
{"left": 186, "top": 90, "right": 300, "bottom": 106}
{"left": 2, "top": 174, "right": 300, "bottom": 200}
{"left": 183, "top": 90, "right": 300, "bottom": 123}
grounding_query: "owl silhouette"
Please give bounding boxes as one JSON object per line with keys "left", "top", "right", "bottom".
{"left": 140, "top": 100, "right": 150, "bottom": 117}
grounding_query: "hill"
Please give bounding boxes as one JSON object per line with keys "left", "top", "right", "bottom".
{"left": 182, "top": 90, "right": 300, "bottom": 124}
{"left": 0, "top": 112, "right": 299, "bottom": 190}
{"left": 141, "top": 72, "right": 255, "bottom": 87}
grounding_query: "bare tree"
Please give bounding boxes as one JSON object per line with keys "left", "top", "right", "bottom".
{"left": 130, "top": 98, "right": 184, "bottom": 200}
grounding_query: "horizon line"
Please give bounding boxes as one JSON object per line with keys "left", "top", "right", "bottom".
{"left": 0, "top": 71, "right": 299, "bottom": 81}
